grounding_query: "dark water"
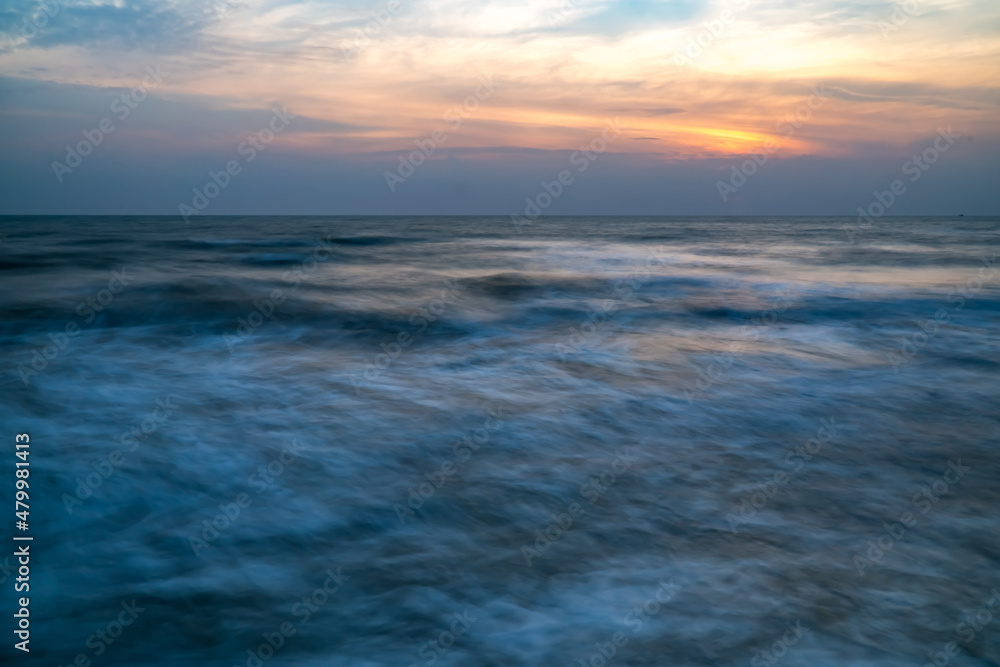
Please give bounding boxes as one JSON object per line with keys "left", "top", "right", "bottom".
{"left": 1, "top": 216, "right": 999, "bottom": 667}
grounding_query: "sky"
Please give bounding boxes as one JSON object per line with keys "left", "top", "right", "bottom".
{"left": 0, "top": 0, "right": 998, "bottom": 216}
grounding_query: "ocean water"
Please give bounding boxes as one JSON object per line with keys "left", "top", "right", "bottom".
{"left": 1, "top": 215, "right": 998, "bottom": 667}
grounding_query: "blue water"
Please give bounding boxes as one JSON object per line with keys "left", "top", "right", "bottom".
{"left": 1, "top": 215, "right": 998, "bottom": 666}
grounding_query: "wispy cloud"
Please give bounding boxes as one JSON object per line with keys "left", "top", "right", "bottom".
{"left": 0, "top": 0, "right": 997, "bottom": 213}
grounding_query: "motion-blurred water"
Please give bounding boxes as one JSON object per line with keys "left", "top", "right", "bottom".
{"left": 1, "top": 216, "right": 998, "bottom": 666}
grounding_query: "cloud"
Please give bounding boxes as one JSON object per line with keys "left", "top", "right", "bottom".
{"left": 610, "top": 107, "right": 685, "bottom": 116}
{"left": 0, "top": 74, "right": 374, "bottom": 156}
{"left": 819, "top": 85, "right": 990, "bottom": 111}
{"left": 0, "top": 0, "right": 997, "bottom": 213}
{"left": 558, "top": 0, "right": 700, "bottom": 36}
{"left": 1, "top": 0, "right": 236, "bottom": 53}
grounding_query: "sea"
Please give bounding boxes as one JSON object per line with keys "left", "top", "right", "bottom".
{"left": 0, "top": 215, "right": 998, "bottom": 666}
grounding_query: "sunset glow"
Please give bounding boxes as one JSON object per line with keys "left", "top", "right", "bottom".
{"left": 1, "top": 0, "right": 998, "bottom": 214}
